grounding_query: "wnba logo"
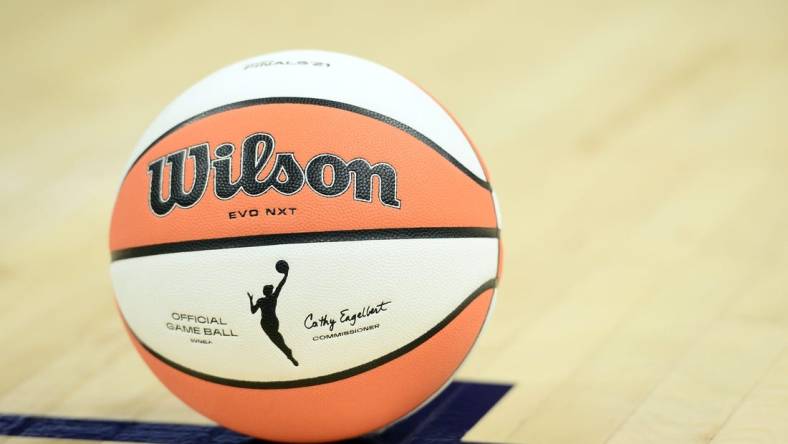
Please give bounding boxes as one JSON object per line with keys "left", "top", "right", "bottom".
{"left": 147, "top": 132, "right": 401, "bottom": 216}
{"left": 247, "top": 260, "right": 298, "bottom": 367}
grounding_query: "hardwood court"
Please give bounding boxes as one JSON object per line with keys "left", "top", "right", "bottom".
{"left": 1, "top": 1, "right": 787, "bottom": 443}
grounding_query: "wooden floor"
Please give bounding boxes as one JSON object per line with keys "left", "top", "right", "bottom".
{"left": 1, "top": 1, "right": 787, "bottom": 443}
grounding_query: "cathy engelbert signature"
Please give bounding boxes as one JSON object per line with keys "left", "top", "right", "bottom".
{"left": 304, "top": 300, "right": 392, "bottom": 332}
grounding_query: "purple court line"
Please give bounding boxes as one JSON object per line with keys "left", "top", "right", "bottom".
{"left": 0, "top": 381, "right": 511, "bottom": 444}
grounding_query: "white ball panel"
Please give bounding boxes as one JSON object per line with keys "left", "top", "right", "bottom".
{"left": 127, "top": 50, "right": 486, "bottom": 181}
{"left": 111, "top": 237, "right": 498, "bottom": 383}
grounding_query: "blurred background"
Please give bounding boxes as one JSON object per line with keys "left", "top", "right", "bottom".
{"left": 1, "top": 1, "right": 787, "bottom": 443}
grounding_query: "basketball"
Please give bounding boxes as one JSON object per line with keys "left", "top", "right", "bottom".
{"left": 276, "top": 259, "right": 289, "bottom": 274}
{"left": 109, "top": 49, "right": 501, "bottom": 442}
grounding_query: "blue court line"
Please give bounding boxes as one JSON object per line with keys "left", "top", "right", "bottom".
{"left": 0, "top": 381, "right": 511, "bottom": 443}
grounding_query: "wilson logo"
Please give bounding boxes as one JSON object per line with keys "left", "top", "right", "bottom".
{"left": 147, "top": 132, "right": 400, "bottom": 216}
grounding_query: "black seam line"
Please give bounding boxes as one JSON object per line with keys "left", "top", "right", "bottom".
{"left": 110, "top": 226, "right": 500, "bottom": 262}
{"left": 124, "top": 97, "right": 492, "bottom": 191}
{"left": 130, "top": 278, "right": 497, "bottom": 389}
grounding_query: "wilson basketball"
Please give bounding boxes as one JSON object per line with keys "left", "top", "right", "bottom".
{"left": 109, "top": 50, "right": 501, "bottom": 442}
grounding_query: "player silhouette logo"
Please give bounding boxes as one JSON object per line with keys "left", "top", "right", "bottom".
{"left": 247, "top": 260, "right": 299, "bottom": 366}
